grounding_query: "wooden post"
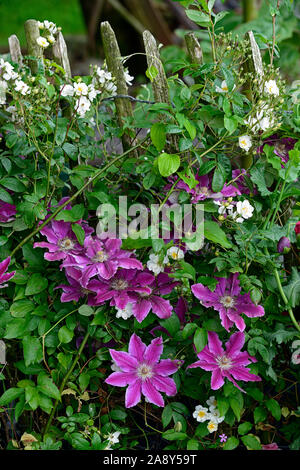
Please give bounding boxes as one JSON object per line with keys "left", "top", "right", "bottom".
{"left": 101, "top": 21, "right": 137, "bottom": 155}
{"left": 24, "top": 19, "right": 44, "bottom": 74}
{"left": 185, "top": 32, "right": 203, "bottom": 65}
{"left": 143, "top": 29, "right": 177, "bottom": 152}
{"left": 52, "top": 32, "right": 72, "bottom": 79}
{"left": 242, "top": 30, "right": 264, "bottom": 169}
{"left": 8, "top": 35, "right": 23, "bottom": 66}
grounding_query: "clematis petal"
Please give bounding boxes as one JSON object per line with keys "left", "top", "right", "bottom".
{"left": 144, "top": 337, "right": 163, "bottom": 364}
{"left": 142, "top": 380, "right": 164, "bottom": 407}
{"left": 211, "top": 368, "right": 225, "bottom": 390}
{"left": 207, "top": 331, "right": 224, "bottom": 357}
{"left": 151, "top": 375, "right": 177, "bottom": 396}
{"left": 128, "top": 333, "right": 147, "bottom": 362}
{"left": 109, "top": 349, "right": 138, "bottom": 372}
{"left": 105, "top": 371, "right": 137, "bottom": 387}
{"left": 125, "top": 380, "right": 142, "bottom": 408}
{"left": 225, "top": 331, "right": 245, "bottom": 356}
{"left": 154, "top": 359, "right": 179, "bottom": 376}
{"left": 150, "top": 295, "right": 172, "bottom": 319}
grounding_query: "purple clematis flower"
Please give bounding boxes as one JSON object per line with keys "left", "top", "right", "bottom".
{"left": 231, "top": 169, "right": 257, "bottom": 196}
{"left": 56, "top": 267, "right": 103, "bottom": 304}
{"left": 188, "top": 331, "right": 261, "bottom": 392}
{"left": 277, "top": 236, "right": 291, "bottom": 254}
{"left": 0, "top": 200, "right": 16, "bottom": 223}
{"left": 127, "top": 271, "right": 178, "bottom": 323}
{"left": 63, "top": 236, "right": 143, "bottom": 284}
{"left": 258, "top": 134, "right": 296, "bottom": 166}
{"left": 176, "top": 172, "right": 241, "bottom": 204}
{"left": 191, "top": 273, "right": 265, "bottom": 332}
{"left": 0, "top": 257, "right": 15, "bottom": 287}
{"left": 33, "top": 220, "right": 83, "bottom": 262}
{"left": 105, "top": 334, "right": 181, "bottom": 407}
{"left": 95, "top": 269, "right": 154, "bottom": 310}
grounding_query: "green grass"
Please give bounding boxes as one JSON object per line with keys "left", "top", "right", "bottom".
{"left": 0, "top": 0, "right": 86, "bottom": 46}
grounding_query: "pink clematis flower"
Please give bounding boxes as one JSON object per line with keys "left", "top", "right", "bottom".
{"left": 33, "top": 220, "right": 83, "bottom": 262}
{"left": 94, "top": 269, "right": 154, "bottom": 310}
{"left": 191, "top": 273, "right": 265, "bottom": 332}
{"left": 262, "top": 443, "right": 280, "bottom": 450}
{"left": 127, "top": 271, "right": 179, "bottom": 323}
{"left": 105, "top": 334, "right": 181, "bottom": 407}
{"left": 0, "top": 200, "right": 16, "bottom": 223}
{"left": 55, "top": 267, "right": 103, "bottom": 304}
{"left": 188, "top": 331, "right": 261, "bottom": 392}
{"left": 0, "top": 257, "right": 15, "bottom": 287}
{"left": 63, "top": 236, "right": 143, "bottom": 284}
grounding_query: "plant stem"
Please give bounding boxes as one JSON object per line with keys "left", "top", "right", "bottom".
{"left": 273, "top": 268, "right": 300, "bottom": 333}
{"left": 44, "top": 331, "right": 90, "bottom": 435}
{"left": 243, "top": 0, "right": 258, "bottom": 22}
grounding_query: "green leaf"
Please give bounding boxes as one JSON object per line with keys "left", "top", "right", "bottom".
{"left": 186, "top": 9, "right": 210, "bottom": 26}
{"left": 151, "top": 122, "right": 166, "bottom": 152}
{"left": 58, "top": 326, "right": 74, "bottom": 344}
{"left": 10, "top": 300, "right": 35, "bottom": 318}
{"left": 204, "top": 221, "right": 232, "bottom": 248}
{"left": 37, "top": 374, "right": 60, "bottom": 400}
{"left": 223, "top": 436, "right": 239, "bottom": 450}
{"left": 266, "top": 398, "right": 281, "bottom": 421}
{"left": 162, "top": 404, "right": 173, "bottom": 428}
{"left": 55, "top": 204, "right": 84, "bottom": 222}
{"left": 194, "top": 327, "right": 207, "bottom": 353}
{"left": 230, "top": 397, "right": 242, "bottom": 421}
{"left": 25, "top": 273, "right": 48, "bottom": 296}
{"left": 224, "top": 115, "right": 238, "bottom": 134}
{"left": 72, "top": 223, "right": 85, "bottom": 246}
{"left": 187, "top": 439, "right": 199, "bottom": 450}
{"left": 146, "top": 65, "right": 159, "bottom": 82}
{"left": 0, "top": 388, "right": 24, "bottom": 406}
{"left": 238, "top": 421, "right": 252, "bottom": 435}
{"left": 241, "top": 434, "right": 262, "bottom": 450}
{"left": 212, "top": 165, "right": 226, "bottom": 192}
{"left": 158, "top": 153, "right": 180, "bottom": 177}
{"left": 0, "top": 177, "right": 26, "bottom": 192}
{"left": 250, "top": 164, "right": 271, "bottom": 196}
{"left": 78, "top": 305, "right": 94, "bottom": 317}
{"left": 162, "top": 430, "right": 187, "bottom": 441}
{"left": 22, "top": 336, "right": 43, "bottom": 367}
{"left": 254, "top": 406, "right": 267, "bottom": 424}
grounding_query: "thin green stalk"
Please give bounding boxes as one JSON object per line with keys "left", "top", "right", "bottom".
{"left": 10, "top": 138, "right": 148, "bottom": 259}
{"left": 44, "top": 331, "right": 90, "bottom": 435}
{"left": 273, "top": 268, "right": 300, "bottom": 333}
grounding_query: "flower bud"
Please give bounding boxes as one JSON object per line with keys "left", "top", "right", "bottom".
{"left": 174, "top": 421, "right": 182, "bottom": 432}
{"left": 277, "top": 236, "right": 291, "bottom": 254}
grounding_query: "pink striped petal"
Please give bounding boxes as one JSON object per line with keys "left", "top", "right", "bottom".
{"left": 125, "top": 380, "right": 142, "bottom": 408}
{"left": 109, "top": 349, "right": 138, "bottom": 372}
{"left": 151, "top": 375, "right": 177, "bottom": 396}
{"left": 144, "top": 337, "right": 163, "bottom": 364}
{"left": 128, "top": 334, "right": 147, "bottom": 362}
{"left": 142, "top": 380, "right": 164, "bottom": 407}
{"left": 105, "top": 371, "right": 137, "bottom": 387}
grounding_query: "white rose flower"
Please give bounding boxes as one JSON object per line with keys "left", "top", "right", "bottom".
{"left": 60, "top": 84, "right": 74, "bottom": 97}
{"left": 264, "top": 79, "right": 279, "bottom": 97}
{"left": 209, "top": 409, "right": 225, "bottom": 424}
{"left": 236, "top": 200, "right": 254, "bottom": 219}
{"left": 115, "top": 303, "right": 133, "bottom": 320}
{"left": 239, "top": 135, "right": 252, "bottom": 152}
{"left": 75, "top": 96, "right": 91, "bottom": 116}
{"left": 15, "top": 80, "right": 30, "bottom": 95}
{"left": 124, "top": 69, "right": 134, "bottom": 86}
{"left": 207, "top": 420, "right": 219, "bottom": 433}
{"left": 147, "top": 253, "right": 168, "bottom": 275}
{"left": 74, "top": 82, "right": 89, "bottom": 96}
{"left": 167, "top": 246, "right": 184, "bottom": 261}
{"left": 192, "top": 405, "right": 211, "bottom": 423}
{"left": 36, "top": 36, "right": 49, "bottom": 48}
{"left": 47, "top": 35, "right": 55, "bottom": 44}
{"left": 206, "top": 396, "right": 217, "bottom": 410}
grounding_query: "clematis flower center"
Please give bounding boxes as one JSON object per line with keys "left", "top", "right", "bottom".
{"left": 220, "top": 295, "right": 235, "bottom": 309}
{"left": 111, "top": 278, "right": 128, "bottom": 290}
{"left": 58, "top": 238, "right": 75, "bottom": 251}
{"left": 93, "top": 250, "right": 109, "bottom": 262}
{"left": 137, "top": 363, "right": 153, "bottom": 380}
{"left": 216, "top": 355, "right": 232, "bottom": 370}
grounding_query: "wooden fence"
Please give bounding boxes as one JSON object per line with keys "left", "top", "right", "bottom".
{"left": 7, "top": 19, "right": 263, "bottom": 157}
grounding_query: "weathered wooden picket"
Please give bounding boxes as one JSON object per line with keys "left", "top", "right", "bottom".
{"left": 7, "top": 19, "right": 263, "bottom": 157}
